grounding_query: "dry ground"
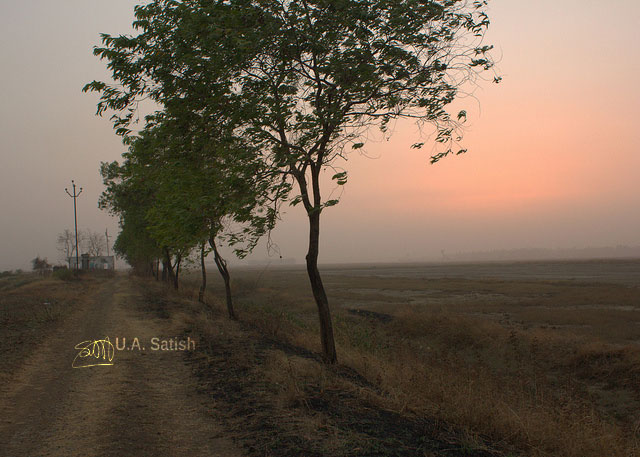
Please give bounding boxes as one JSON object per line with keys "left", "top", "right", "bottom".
{"left": 177, "top": 259, "right": 640, "bottom": 457}
{"left": 147, "top": 282, "right": 504, "bottom": 457}
{"left": 1, "top": 271, "right": 503, "bottom": 457}
{"left": 0, "top": 273, "right": 241, "bottom": 457}
{"left": 3, "top": 259, "right": 639, "bottom": 457}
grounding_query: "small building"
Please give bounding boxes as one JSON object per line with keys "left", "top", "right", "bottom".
{"left": 69, "top": 254, "right": 115, "bottom": 270}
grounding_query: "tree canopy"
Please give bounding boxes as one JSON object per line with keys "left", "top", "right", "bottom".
{"left": 87, "top": 0, "right": 497, "bottom": 363}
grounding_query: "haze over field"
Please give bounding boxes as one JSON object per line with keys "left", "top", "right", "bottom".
{"left": 1, "top": 0, "right": 639, "bottom": 270}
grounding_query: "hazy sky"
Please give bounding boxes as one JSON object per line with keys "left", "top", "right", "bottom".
{"left": 1, "top": 1, "right": 639, "bottom": 270}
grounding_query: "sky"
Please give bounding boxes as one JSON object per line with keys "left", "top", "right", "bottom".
{"left": 1, "top": 0, "right": 639, "bottom": 270}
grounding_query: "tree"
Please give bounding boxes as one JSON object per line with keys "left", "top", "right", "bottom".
{"left": 32, "top": 256, "right": 51, "bottom": 276}
{"left": 85, "top": 230, "right": 107, "bottom": 256}
{"left": 57, "top": 229, "right": 75, "bottom": 268}
{"left": 126, "top": 110, "right": 280, "bottom": 312}
{"left": 85, "top": 0, "right": 497, "bottom": 363}
{"left": 99, "top": 155, "right": 164, "bottom": 277}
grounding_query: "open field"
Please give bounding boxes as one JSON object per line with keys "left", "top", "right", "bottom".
{"left": 0, "top": 273, "right": 100, "bottom": 377}
{"left": 226, "top": 259, "right": 640, "bottom": 346}
{"left": 2, "top": 260, "right": 639, "bottom": 456}
{"left": 179, "top": 259, "right": 640, "bottom": 456}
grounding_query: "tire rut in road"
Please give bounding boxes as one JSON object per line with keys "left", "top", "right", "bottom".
{"left": 0, "top": 276, "right": 242, "bottom": 457}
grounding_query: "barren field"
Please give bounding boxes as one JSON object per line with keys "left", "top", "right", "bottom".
{"left": 230, "top": 259, "right": 640, "bottom": 346}
{"left": 200, "top": 259, "right": 640, "bottom": 456}
{"left": 1, "top": 260, "right": 639, "bottom": 457}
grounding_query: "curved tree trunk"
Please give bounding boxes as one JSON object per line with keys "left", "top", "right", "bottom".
{"left": 162, "top": 247, "right": 179, "bottom": 289}
{"left": 306, "top": 210, "right": 337, "bottom": 364}
{"left": 209, "top": 237, "right": 236, "bottom": 320}
{"left": 199, "top": 242, "right": 207, "bottom": 303}
{"left": 294, "top": 162, "right": 338, "bottom": 364}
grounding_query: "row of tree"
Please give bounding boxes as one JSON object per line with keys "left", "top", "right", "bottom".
{"left": 86, "top": 0, "right": 497, "bottom": 363}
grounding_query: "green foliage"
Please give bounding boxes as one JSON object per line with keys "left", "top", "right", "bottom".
{"left": 85, "top": 0, "right": 496, "bottom": 217}
{"left": 52, "top": 268, "right": 76, "bottom": 281}
{"left": 99, "top": 151, "right": 163, "bottom": 272}
{"left": 86, "top": 0, "right": 497, "bottom": 360}
{"left": 31, "top": 257, "right": 51, "bottom": 272}
{"left": 332, "top": 172, "right": 348, "bottom": 186}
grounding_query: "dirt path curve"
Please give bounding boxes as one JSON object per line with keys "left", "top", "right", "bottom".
{"left": 0, "top": 275, "right": 242, "bottom": 457}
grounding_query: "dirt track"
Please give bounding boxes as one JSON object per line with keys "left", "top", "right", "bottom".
{"left": 0, "top": 275, "right": 242, "bottom": 457}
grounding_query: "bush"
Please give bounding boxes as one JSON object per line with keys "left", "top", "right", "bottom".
{"left": 52, "top": 268, "right": 77, "bottom": 281}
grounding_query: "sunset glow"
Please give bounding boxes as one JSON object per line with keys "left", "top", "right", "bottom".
{"left": 0, "top": 0, "right": 639, "bottom": 268}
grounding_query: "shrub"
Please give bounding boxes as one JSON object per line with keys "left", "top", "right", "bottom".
{"left": 53, "top": 268, "right": 77, "bottom": 281}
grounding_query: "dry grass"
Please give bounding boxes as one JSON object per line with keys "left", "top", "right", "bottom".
{"left": 0, "top": 273, "right": 104, "bottom": 378}
{"left": 337, "top": 309, "right": 639, "bottom": 456}
{"left": 176, "top": 263, "right": 640, "bottom": 457}
{"left": 152, "top": 276, "right": 501, "bottom": 456}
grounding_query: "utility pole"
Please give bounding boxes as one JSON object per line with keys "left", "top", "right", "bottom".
{"left": 105, "top": 229, "right": 110, "bottom": 256}
{"left": 65, "top": 180, "right": 82, "bottom": 270}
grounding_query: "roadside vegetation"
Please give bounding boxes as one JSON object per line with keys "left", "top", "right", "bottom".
{"left": 154, "top": 268, "right": 640, "bottom": 457}
{"left": 0, "top": 273, "right": 105, "bottom": 379}
{"left": 139, "top": 275, "right": 505, "bottom": 457}
{"left": 85, "top": 0, "right": 498, "bottom": 364}
{"left": 75, "top": 1, "right": 640, "bottom": 455}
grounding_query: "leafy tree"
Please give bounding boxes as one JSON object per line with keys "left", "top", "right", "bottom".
{"left": 86, "top": 0, "right": 497, "bottom": 363}
{"left": 131, "top": 111, "right": 280, "bottom": 315}
{"left": 32, "top": 256, "right": 51, "bottom": 276}
{"left": 99, "top": 150, "right": 164, "bottom": 277}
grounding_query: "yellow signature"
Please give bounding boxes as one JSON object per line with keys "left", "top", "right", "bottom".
{"left": 72, "top": 337, "right": 115, "bottom": 368}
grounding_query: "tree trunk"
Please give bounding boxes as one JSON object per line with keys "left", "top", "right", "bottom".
{"left": 161, "top": 252, "right": 169, "bottom": 282}
{"left": 306, "top": 210, "right": 337, "bottom": 364}
{"left": 199, "top": 243, "right": 207, "bottom": 303}
{"left": 163, "top": 247, "right": 176, "bottom": 286}
{"left": 173, "top": 254, "right": 181, "bottom": 290}
{"left": 210, "top": 237, "right": 236, "bottom": 320}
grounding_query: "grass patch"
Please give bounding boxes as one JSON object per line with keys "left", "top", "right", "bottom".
{"left": 178, "top": 265, "right": 640, "bottom": 457}
{"left": 142, "top": 276, "right": 506, "bottom": 456}
{"left": 0, "top": 275, "right": 104, "bottom": 378}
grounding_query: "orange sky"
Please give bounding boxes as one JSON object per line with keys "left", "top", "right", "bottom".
{"left": 276, "top": 0, "right": 640, "bottom": 262}
{"left": 1, "top": 0, "right": 639, "bottom": 268}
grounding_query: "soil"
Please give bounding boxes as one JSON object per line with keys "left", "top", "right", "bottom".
{"left": 1, "top": 273, "right": 511, "bottom": 456}
{"left": 0, "top": 275, "right": 242, "bottom": 457}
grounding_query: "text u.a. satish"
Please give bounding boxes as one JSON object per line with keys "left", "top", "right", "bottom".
{"left": 114, "top": 337, "right": 196, "bottom": 351}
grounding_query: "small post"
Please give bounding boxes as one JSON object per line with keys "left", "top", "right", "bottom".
{"left": 65, "top": 180, "right": 82, "bottom": 270}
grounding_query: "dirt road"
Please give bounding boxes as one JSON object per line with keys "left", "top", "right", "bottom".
{"left": 0, "top": 275, "right": 242, "bottom": 457}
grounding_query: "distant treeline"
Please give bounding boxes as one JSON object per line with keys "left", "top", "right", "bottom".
{"left": 446, "top": 246, "right": 640, "bottom": 262}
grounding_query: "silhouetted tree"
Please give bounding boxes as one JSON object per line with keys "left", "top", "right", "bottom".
{"left": 57, "top": 229, "right": 75, "bottom": 268}
{"left": 85, "top": 230, "right": 106, "bottom": 257}
{"left": 86, "top": 0, "right": 497, "bottom": 363}
{"left": 31, "top": 256, "right": 51, "bottom": 276}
